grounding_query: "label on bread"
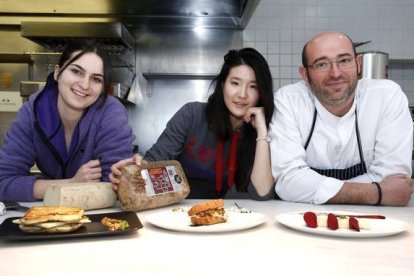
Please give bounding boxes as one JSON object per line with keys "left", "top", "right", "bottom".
{"left": 118, "top": 161, "right": 190, "bottom": 211}
{"left": 141, "top": 166, "right": 184, "bottom": 197}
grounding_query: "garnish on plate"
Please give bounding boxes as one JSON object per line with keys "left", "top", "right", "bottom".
{"left": 171, "top": 207, "right": 189, "bottom": 213}
{"left": 227, "top": 202, "right": 252, "bottom": 214}
{"left": 101, "top": 217, "right": 129, "bottom": 231}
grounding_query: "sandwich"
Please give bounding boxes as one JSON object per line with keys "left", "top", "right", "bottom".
{"left": 13, "top": 206, "right": 91, "bottom": 233}
{"left": 187, "top": 199, "right": 227, "bottom": 226}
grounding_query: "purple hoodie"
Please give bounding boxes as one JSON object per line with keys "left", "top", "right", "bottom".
{"left": 0, "top": 74, "right": 134, "bottom": 201}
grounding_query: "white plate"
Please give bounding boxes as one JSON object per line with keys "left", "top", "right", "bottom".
{"left": 146, "top": 209, "right": 268, "bottom": 233}
{"left": 276, "top": 211, "right": 409, "bottom": 238}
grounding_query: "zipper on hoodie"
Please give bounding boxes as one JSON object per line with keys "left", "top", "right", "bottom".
{"left": 34, "top": 121, "right": 67, "bottom": 178}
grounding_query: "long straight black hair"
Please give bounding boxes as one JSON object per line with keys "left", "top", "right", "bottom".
{"left": 56, "top": 39, "right": 112, "bottom": 107}
{"left": 206, "top": 48, "right": 274, "bottom": 192}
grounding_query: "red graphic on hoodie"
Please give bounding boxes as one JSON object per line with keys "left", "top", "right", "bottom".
{"left": 184, "top": 138, "right": 196, "bottom": 159}
{"left": 198, "top": 146, "right": 215, "bottom": 162}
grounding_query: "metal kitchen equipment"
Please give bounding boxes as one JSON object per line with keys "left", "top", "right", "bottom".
{"left": 2, "top": 0, "right": 259, "bottom": 29}
{"left": 21, "top": 22, "right": 135, "bottom": 52}
{"left": 360, "top": 51, "right": 389, "bottom": 79}
{"left": 0, "top": 0, "right": 259, "bottom": 153}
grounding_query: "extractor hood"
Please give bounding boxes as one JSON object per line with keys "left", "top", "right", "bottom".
{"left": 21, "top": 22, "right": 135, "bottom": 52}
{"left": 2, "top": 0, "right": 259, "bottom": 29}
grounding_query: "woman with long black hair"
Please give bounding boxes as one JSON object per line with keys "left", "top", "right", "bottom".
{"left": 110, "top": 48, "right": 275, "bottom": 199}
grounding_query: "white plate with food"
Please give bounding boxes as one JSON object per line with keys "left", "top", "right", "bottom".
{"left": 275, "top": 210, "right": 409, "bottom": 238}
{"left": 146, "top": 200, "right": 267, "bottom": 233}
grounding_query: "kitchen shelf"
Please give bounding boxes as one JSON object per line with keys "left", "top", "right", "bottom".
{"left": 142, "top": 72, "right": 216, "bottom": 97}
{"left": 389, "top": 59, "right": 414, "bottom": 63}
{"left": 142, "top": 73, "right": 216, "bottom": 80}
{"left": 0, "top": 53, "right": 33, "bottom": 64}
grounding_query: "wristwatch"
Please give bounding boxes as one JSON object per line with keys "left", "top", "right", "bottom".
{"left": 256, "top": 136, "right": 270, "bottom": 143}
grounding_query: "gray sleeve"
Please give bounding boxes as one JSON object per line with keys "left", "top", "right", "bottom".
{"left": 247, "top": 182, "right": 276, "bottom": 201}
{"left": 144, "top": 103, "right": 195, "bottom": 161}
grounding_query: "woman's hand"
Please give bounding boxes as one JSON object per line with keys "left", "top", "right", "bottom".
{"left": 109, "top": 154, "right": 143, "bottom": 191}
{"left": 33, "top": 159, "right": 103, "bottom": 200}
{"left": 243, "top": 107, "right": 267, "bottom": 137}
{"left": 244, "top": 107, "right": 275, "bottom": 197}
{"left": 71, "top": 159, "right": 102, "bottom": 183}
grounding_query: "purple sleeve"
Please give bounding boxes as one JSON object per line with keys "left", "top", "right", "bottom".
{"left": 93, "top": 98, "right": 135, "bottom": 182}
{"left": 0, "top": 104, "right": 39, "bottom": 201}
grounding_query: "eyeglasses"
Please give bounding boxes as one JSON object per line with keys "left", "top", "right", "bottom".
{"left": 307, "top": 56, "right": 356, "bottom": 72}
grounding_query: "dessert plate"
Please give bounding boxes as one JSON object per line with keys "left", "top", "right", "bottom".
{"left": 276, "top": 211, "right": 409, "bottom": 238}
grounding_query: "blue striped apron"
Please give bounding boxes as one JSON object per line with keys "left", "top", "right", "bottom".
{"left": 304, "top": 108, "right": 367, "bottom": 180}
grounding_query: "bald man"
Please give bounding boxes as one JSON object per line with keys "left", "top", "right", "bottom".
{"left": 270, "top": 31, "right": 413, "bottom": 206}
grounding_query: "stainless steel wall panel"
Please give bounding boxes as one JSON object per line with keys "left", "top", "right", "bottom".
{"left": 0, "top": 0, "right": 259, "bottom": 29}
{"left": 128, "top": 28, "right": 242, "bottom": 153}
{"left": 132, "top": 79, "right": 211, "bottom": 153}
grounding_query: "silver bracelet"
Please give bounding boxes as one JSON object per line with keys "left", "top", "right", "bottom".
{"left": 256, "top": 136, "right": 270, "bottom": 142}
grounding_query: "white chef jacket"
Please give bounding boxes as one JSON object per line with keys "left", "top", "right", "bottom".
{"left": 270, "top": 79, "right": 413, "bottom": 204}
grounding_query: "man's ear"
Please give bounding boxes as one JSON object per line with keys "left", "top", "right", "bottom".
{"left": 299, "top": 66, "right": 309, "bottom": 84}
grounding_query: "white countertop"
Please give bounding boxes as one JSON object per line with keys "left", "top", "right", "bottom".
{"left": 1, "top": 198, "right": 413, "bottom": 276}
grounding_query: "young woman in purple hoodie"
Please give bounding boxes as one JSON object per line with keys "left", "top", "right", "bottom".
{"left": 0, "top": 40, "right": 134, "bottom": 202}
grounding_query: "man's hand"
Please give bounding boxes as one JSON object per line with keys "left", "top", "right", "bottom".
{"left": 328, "top": 174, "right": 413, "bottom": 206}
{"left": 380, "top": 174, "right": 413, "bottom": 206}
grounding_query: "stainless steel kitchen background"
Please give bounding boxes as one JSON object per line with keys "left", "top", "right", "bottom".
{"left": 131, "top": 28, "right": 241, "bottom": 152}
{"left": 0, "top": 26, "right": 44, "bottom": 147}
{"left": 0, "top": 0, "right": 254, "bottom": 151}
{"left": 2, "top": 0, "right": 414, "bottom": 155}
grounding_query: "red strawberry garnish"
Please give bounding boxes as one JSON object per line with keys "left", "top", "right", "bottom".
{"left": 303, "top": 212, "right": 317, "bottom": 228}
{"left": 327, "top": 213, "right": 339, "bottom": 230}
{"left": 349, "top": 217, "right": 360, "bottom": 232}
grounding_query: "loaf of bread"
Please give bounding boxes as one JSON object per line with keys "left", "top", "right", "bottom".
{"left": 117, "top": 160, "right": 190, "bottom": 211}
{"left": 43, "top": 182, "right": 117, "bottom": 210}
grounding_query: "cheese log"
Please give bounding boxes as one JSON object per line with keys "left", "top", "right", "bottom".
{"left": 118, "top": 160, "right": 190, "bottom": 211}
{"left": 43, "top": 182, "right": 117, "bottom": 210}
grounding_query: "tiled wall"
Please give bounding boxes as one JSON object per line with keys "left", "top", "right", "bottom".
{"left": 389, "top": 61, "right": 414, "bottom": 105}
{"left": 243, "top": 0, "right": 414, "bottom": 105}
